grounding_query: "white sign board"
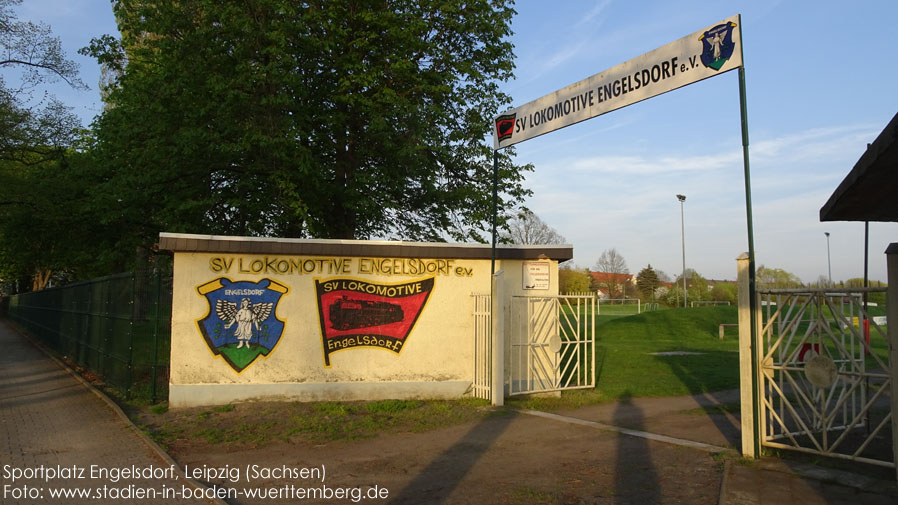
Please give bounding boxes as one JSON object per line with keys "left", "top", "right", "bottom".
{"left": 494, "top": 15, "right": 742, "bottom": 149}
{"left": 523, "top": 261, "right": 550, "bottom": 290}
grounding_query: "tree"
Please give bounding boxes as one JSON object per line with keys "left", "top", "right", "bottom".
{"left": 502, "top": 210, "right": 565, "bottom": 245}
{"left": 844, "top": 277, "right": 885, "bottom": 289}
{"left": 558, "top": 264, "right": 591, "bottom": 294}
{"left": 0, "top": 0, "right": 88, "bottom": 291}
{"left": 663, "top": 284, "right": 683, "bottom": 307}
{"left": 83, "top": 0, "right": 531, "bottom": 263}
{"left": 636, "top": 264, "right": 660, "bottom": 301}
{"left": 0, "top": 0, "right": 85, "bottom": 161}
{"left": 593, "top": 248, "right": 629, "bottom": 297}
{"left": 595, "top": 248, "right": 628, "bottom": 274}
{"left": 0, "top": 152, "right": 105, "bottom": 291}
{"left": 809, "top": 275, "right": 831, "bottom": 289}
{"left": 674, "top": 268, "right": 708, "bottom": 303}
{"left": 710, "top": 282, "right": 737, "bottom": 304}
{"left": 757, "top": 265, "right": 802, "bottom": 289}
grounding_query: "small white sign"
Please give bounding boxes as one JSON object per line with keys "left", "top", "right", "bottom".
{"left": 523, "top": 262, "right": 550, "bottom": 290}
{"left": 494, "top": 15, "right": 742, "bottom": 149}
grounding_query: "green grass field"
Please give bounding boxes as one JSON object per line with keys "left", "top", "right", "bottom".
{"left": 511, "top": 306, "right": 740, "bottom": 409}
{"left": 593, "top": 306, "right": 740, "bottom": 397}
{"left": 517, "top": 303, "right": 893, "bottom": 410}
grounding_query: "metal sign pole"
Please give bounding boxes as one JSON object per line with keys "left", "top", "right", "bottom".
{"left": 738, "top": 65, "right": 761, "bottom": 458}
{"left": 491, "top": 149, "right": 499, "bottom": 275}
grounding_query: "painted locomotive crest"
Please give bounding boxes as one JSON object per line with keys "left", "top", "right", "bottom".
{"left": 196, "top": 278, "right": 288, "bottom": 373}
{"left": 314, "top": 277, "right": 434, "bottom": 366}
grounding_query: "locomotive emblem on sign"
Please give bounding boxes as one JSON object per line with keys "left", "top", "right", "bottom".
{"left": 329, "top": 297, "right": 405, "bottom": 330}
{"left": 495, "top": 113, "right": 516, "bottom": 142}
{"left": 314, "top": 277, "right": 434, "bottom": 366}
{"left": 196, "top": 278, "right": 288, "bottom": 373}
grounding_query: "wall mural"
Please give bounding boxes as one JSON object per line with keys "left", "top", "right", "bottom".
{"left": 196, "top": 278, "right": 289, "bottom": 373}
{"left": 314, "top": 277, "right": 434, "bottom": 366}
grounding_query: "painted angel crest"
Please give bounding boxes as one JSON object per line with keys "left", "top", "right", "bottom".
{"left": 215, "top": 297, "right": 274, "bottom": 348}
{"left": 196, "top": 278, "right": 288, "bottom": 373}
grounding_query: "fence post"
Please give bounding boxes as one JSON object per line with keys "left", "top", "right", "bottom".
{"left": 126, "top": 272, "right": 136, "bottom": 399}
{"left": 885, "top": 244, "right": 898, "bottom": 481}
{"left": 491, "top": 270, "right": 505, "bottom": 407}
{"left": 150, "top": 271, "right": 161, "bottom": 404}
{"left": 737, "top": 253, "right": 756, "bottom": 458}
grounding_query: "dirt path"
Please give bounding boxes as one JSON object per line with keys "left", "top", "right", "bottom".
{"left": 165, "top": 406, "right": 728, "bottom": 505}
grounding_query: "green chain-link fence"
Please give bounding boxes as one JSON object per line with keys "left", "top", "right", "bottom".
{"left": 6, "top": 270, "right": 172, "bottom": 403}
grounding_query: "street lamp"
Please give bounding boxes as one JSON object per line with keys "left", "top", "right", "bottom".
{"left": 824, "top": 231, "right": 832, "bottom": 288}
{"left": 677, "top": 194, "right": 687, "bottom": 308}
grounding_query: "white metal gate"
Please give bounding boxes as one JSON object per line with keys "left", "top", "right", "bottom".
{"left": 472, "top": 293, "right": 492, "bottom": 401}
{"left": 757, "top": 288, "right": 894, "bottom": 468}
{"left": 508, "top": 295, "right": 595, "bottom": 396}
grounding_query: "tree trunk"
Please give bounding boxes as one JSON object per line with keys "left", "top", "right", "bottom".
{"left": 32, "top": 269, "right": 52, "bottom": 291}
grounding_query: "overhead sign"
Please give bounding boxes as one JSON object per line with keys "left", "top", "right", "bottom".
{"left": 494, "top": 15, "right": 742, "bottom": 149}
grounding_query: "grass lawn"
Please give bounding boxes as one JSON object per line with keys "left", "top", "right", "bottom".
{"left": 134, "top": 397, "right": 498, "bottom": 449}
{"left": 510, "top": 306, "right": 740, "bottom": 409}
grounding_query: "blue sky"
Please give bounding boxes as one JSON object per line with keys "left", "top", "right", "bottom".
{"left": 16, "top": 0, "right": 898, "bottom": 283}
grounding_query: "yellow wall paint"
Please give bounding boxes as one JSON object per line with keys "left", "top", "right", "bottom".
{"left": 171, "top": 252, "right": 558, "bottom": 395}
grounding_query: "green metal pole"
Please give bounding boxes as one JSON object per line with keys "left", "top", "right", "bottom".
{"left": 738, "top": 66, "right": 761, "bottom": 458}
{"left": 491, "top": 149, "right": 499, "bottom": 275}
{"left": 151, "top": 271, "right": 161, "bottom": 404}
{"left": 127, "top": 272, "right": 135, "bottom": 399}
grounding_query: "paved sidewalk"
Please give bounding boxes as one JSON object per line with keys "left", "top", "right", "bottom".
{"left": 0, "top": 320, "right": 215, "bottom": 505}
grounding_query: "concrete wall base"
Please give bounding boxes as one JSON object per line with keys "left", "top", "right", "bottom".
{"left": 169, "top": 381, "right": 473, "bottom": 408}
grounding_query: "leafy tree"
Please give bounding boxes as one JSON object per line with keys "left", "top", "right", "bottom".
{"left": 843, "top": 278, "right": 887, "bottom": 306}
{"left": 675, "top": 268, "right": 708, "bottom": 303}
{"left": 636, "top": 264, "right": 660, "bottom": 301}
{"left": 559, "top": 264, "right": 591, "bottom": 294}
{"left": 662, "top": 284, "right": 683, "bottom": 307}
{"left": 0, "top": 152, "right": 105, "bottom": 291}
{"left": 757, "top": 265, "right": 802, "bottom": 289}
{"left": 0, "top": 0, "right": 88, "bottom": 291}
{"left": 710, "top": 282, "right": 736, "bottom": 304}
{"left": 844, "top": 277, "right": 885, "bottom": 288}
{"left": 0, "top": 0, "right": 85, "bottom": 161}
{"left": 83, "top": 0, "right": 531, "bottom": 264}
{"left": 502, "top": 210, "right": 565, "bottom": 245}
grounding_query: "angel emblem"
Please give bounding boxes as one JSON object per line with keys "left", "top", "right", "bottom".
{"left": 216, "top": 297, "right": 274, "bottom": 348}
{"left": 708, "top": 31, "right": 725, "bottom": 61}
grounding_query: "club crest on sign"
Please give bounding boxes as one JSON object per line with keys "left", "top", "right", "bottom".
{"left": 495, "top": 113, "right": 516, "bottom": 142}
{"left": 699, "top": 21, "right": 737, "bottom": 71}
{"left": 314, "top": 277, "right": 434, "bottom": 366}
{"left": 196, "top": 278, "right": 288, "bottom": 373}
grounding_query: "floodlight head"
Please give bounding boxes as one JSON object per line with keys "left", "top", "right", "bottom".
{"left": 824, "top": 231, "right": 830, "bottom": 238}
{"left": 676, "top": 194, "right": 686, "bottom": 202}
